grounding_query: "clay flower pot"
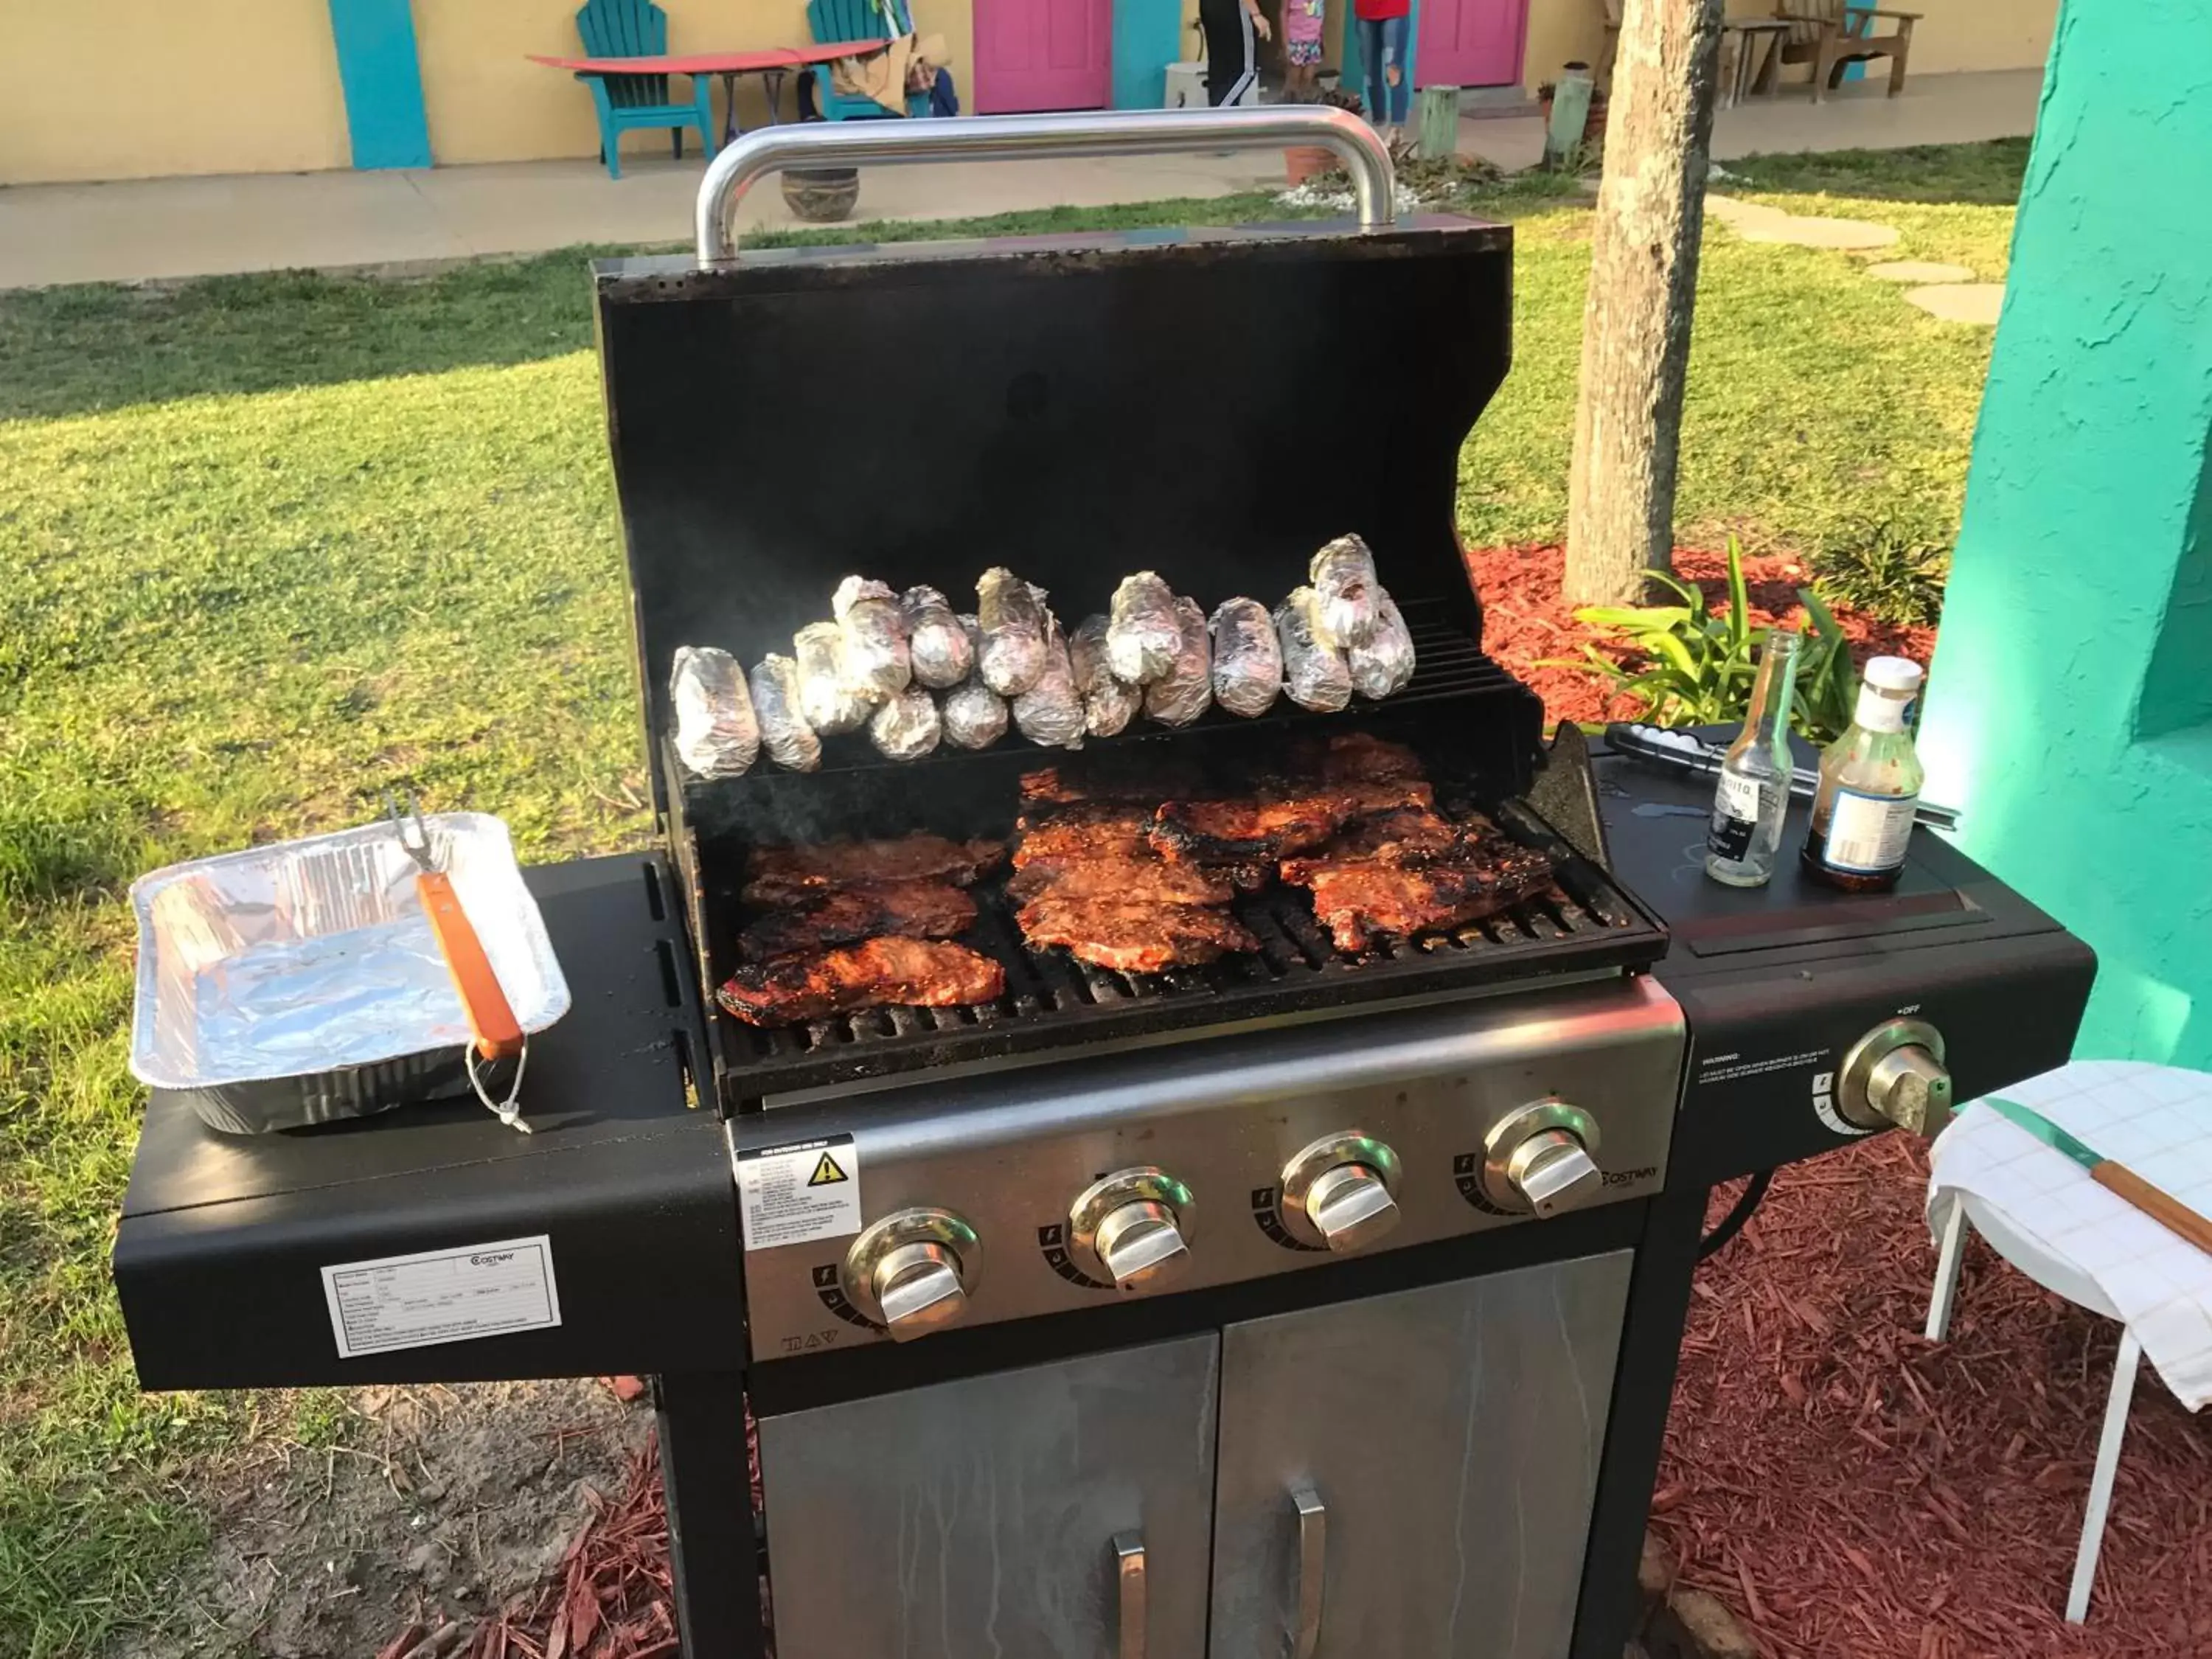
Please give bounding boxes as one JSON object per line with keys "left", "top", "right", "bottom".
{"left": 782, "top": 167, "right": 860, "bottom": 224}
{"left": 1283, "top": 144, "right": 1336, "bottom": 186}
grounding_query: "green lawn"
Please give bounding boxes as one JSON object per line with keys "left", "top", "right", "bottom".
{"left": 0, "top": 139, "right": 2024, "bottom": 1657}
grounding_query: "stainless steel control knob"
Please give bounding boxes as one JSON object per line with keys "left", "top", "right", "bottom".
{"left": 1838, "top": 1019, "right": 1952, "bottom": 1136}
{"left": 872, "top": 1240, "right": 967, "bottom": 1335}
{"left": 1070, "top": 1169, "right": 1197, "bottom": 1291}
{"left": 1304, "top": 1163, "right": 1399, "bottom": 1251}
{"left": 1480, "top": 1100, "right": 1605, "bottom": 1217}
{"left": 841, "top": 1208, "right": 982, "bottom": 1341}
{"left": 1094, "top": 1200, "right": 1189, "bottom": 1287}
{"left": 1504, "top": 1128, "right": 1602, "bottom": 1217}
{"left": 1279, "top": 1133, "right": 1404, "bottom": 1253}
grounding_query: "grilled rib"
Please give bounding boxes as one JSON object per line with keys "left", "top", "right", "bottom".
{"left": 1007, "top": 856, "right": 1234, "bottom": 905}
{"left": 1020, "top": 756, "right": 1203, "bottom": 808}
{"left": 1298, "top": 731, "right": 1428, "bottom": 786}
{"left": 743, "top": 835, "right": 1006, "bottom": 902}
{"left": 1148, "top": 776, "right": 1433, "bottom": 864}
{"left": 717, "top": 938, "right": 1005, "bottom": 1025}
{"left": 1280, "top": 809, "right": 1556, "bottom": 952}
{"left": 736, "top": 880, "right": 977, "bottom": 961}
{"left": 1015, "top": 895, "right": 1261, "bottom": 973}
{"left": 1009, "top": 804, "right": 1156, "bottom": 869}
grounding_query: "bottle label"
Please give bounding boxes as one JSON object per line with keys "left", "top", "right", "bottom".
{"left": 1707, "top": 773, "right": 1761, "bottom": 861}
{"left": 1854, "top": 686, "right": 1907, "bottom": 734}
{"left": 1820, "top": 787, "right": 1918, "bottom": 874}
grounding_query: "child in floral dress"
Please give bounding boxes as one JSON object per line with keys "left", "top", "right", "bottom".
{"left": 1282, "top": 0, "right": 1324, "bottom": 97}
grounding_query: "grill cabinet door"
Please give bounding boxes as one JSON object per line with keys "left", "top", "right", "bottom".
{"left": 1208, "top": 1253, "right": 1633, "bottom": 1659}
{"left": 758, "top": 1334, "right": 1220, "bottom": 1659}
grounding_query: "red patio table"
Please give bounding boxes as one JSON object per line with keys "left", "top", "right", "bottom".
{"left": 530, "top": 44, "right": 890, "bottom": 146}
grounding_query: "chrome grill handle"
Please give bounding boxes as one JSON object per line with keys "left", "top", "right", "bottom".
{"left": 1289, "top": 1485, "right": 1326, "bottom": 1659}
{"left": 695, "top": 107, "right": 1398, "bottom": 263}
{"left": 1114, "top": 1531, "right": 1147, "bottom": 1659}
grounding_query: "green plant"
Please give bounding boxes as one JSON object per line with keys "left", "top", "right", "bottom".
{"left": 1812, "top": 524, "right": 1950, "bottom": 627}
{"left": 1546, "top": 538, "right": 1860, "bottom": 742}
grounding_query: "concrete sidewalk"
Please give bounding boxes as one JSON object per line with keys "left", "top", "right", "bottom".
{"left": 0, "top": 70, "right": 2040, "bottom": 291}
{"left": 1460, "top": 66, "right": 2043, "bottom": 173}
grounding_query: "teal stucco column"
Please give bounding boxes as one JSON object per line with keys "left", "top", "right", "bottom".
{"left": 1917, "top": 0, "right": 2212, "bottom": 1065}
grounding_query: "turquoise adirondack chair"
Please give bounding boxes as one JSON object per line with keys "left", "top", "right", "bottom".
{"left": 574, "top": 0, "right": 714, "bottom": 179}
{"left": 807, "top": 0, "right": 931, "bottom": 120}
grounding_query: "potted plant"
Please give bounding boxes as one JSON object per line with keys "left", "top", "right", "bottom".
{"left": 1287, "top": 86, "right": 1363, "bottom": 184}
{"left": 781, "top": 114, "right": 861, "bottom": 224}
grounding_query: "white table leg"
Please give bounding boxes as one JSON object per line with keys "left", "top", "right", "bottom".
{"left": 1924, "top": 1197, "right": 1968, "bottom": 1342}
{"left": 2065, "top": 1329, "right": 2141, "bottom": 1624}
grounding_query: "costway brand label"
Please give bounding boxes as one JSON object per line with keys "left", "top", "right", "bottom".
{"left": 739, "top": 1135, "right": 862, "bottom": 1251}
{"left": 321, "top": 1236, "right": 560, "bottom": 1360}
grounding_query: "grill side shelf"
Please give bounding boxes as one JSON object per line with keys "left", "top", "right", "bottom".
{"left": 710, "top": 796, "right": 1668, "bottom": 1106}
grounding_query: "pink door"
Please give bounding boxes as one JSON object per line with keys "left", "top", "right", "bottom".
{"left": 973, "top": 0, "right": 1112, "bottom": 112}
{"left": 1414, "top": 0, "right": 1526, "bottom": 86}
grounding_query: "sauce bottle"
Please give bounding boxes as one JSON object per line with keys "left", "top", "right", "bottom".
{"left": 1801, "top": 656, "right": 1924, "bottom": 891}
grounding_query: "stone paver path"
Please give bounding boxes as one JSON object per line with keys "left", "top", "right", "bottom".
{"left": 1706, "top": 192, "right": 2001, "bottom": 325}
{"left": 1902, "top": 282, "right": 2006, "bottom": 323}
{"left": 1705, "top": 193, "right": 1898, "bottom": 249}
{"left": 1863, "top": 259, "right": 1976, "bottom": 282}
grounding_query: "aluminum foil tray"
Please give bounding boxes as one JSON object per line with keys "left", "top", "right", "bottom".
{"left": 129, "top": 813, "right": 569, "bottom": 1134}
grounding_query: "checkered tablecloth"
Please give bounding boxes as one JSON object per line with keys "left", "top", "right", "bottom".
{"left": 1927, "top": 1060, "right": 2212, "bottom": 1411}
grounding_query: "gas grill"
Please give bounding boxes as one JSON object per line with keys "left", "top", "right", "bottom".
{"left": 114, "top": 110, "right": 2098, "bottom": 1659}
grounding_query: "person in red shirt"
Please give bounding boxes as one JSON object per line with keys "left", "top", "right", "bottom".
{"left": 1354, "top": 0, "right": 1411, "bottom": 133}
{"left": 1200, "top": 0, "right": 1273, "bottom": 105}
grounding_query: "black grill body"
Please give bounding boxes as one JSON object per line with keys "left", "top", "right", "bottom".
{"left": 107, "top": 209, "right": 2097, "bottom": 1659}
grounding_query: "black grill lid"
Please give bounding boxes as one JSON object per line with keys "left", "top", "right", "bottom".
{"left": 593, "top": 215, "right": 1514, "bottom": 815}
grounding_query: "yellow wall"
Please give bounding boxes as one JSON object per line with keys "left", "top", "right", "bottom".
{"left": 0, "top": 0, "right": 349, "bottom": 186}
{"left": 1521, "top": 0, "right": 1606, "bottom": 96}
{"left": 1897, "top": 0, "right": 2055, "bottom": 74}
{"left": 1519, "top": 0, "right": 2056, "bottom": 95}
{"left": 414, "top": 0, "right": 973, "bottom": 164}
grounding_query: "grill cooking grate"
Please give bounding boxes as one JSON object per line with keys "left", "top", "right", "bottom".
{"left": 716, "top": 799, "right": 1660, "bottom": 1102}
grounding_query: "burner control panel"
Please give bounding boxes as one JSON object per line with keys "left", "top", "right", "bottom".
{"left": 733, "top": 975, "right": 1686, "bottom": 1357}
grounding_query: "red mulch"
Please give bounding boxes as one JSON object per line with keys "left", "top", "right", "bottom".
{"left": 1659, "top": 1135, "right": 2212, "bottom": 1657}
{"left": 420, "top": 1419, "right": 766, "bottom": 1659}
{"left": 425, "top": 1433, "right": 681, "bottom": 1659}
{"left": 1464, "top": 543, "right": 1939, "bottom": 728}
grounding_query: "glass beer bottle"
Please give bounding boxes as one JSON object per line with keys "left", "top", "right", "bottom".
{"left": 1705, "top": 630, "right": 1801, "bottom": 888}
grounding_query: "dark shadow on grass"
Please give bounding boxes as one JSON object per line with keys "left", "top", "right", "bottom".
{"left": 0, "top": 181, "right": 1595, "bottom": 422}
{"left": 1717, "top": 138, "right": 2031, "bottom": 206}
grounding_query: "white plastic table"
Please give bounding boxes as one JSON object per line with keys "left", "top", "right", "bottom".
{"left": 1925, "top": 1060, "right": 2212, "bottom": 1622}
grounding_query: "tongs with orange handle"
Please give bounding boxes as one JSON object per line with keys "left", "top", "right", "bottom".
{"left": 386, "top": 796, "right": 532, "bottom": 1132}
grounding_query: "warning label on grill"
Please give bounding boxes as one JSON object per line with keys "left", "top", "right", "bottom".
{"left": 739, "top": 1135, "right": 862, "bottom": 1252}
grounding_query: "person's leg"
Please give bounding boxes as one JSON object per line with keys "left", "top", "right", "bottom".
{"left": 1357, "top": 16, "right": 1385, "bottom": 121}
{"left": 1382, "top": 13, "right": 1410, "bottom": 126}
{"left": 1201, "top": 0, "right": 1255, "bottom": 105}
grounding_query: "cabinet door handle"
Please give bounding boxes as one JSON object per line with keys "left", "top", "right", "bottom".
{"left": 1290, "top": 1486, "right": 1326, "bottom": 1659}
{"left": 1114, "top": 1531, "right": 1147, "bottom": 1659}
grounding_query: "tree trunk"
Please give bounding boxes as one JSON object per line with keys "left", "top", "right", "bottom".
{"left": 1562, "top": 0, "right": 1727, "bottom": 608}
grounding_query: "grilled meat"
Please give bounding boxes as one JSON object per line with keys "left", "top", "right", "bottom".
{"left": 1015, "top": 895, "right": 1261, "bottom": 974}
{"left": 743, "top": 835, "right": 1005, "bottom": 902}
{"left": 1148, "top": 776, "right": 1433, "bottom": 864}
{"left": 1019, "top": 755, "right": 1203, "bottom": 808}
{"left": 1007, "top": 855, "right": 1234, "bottom": 905}
{"left": 1280, "top": 809, "right": 1556, "bottom": 952}
{"left": 736, "top": 880, "right": 975, "bottom": 961}
{"left": 1009, "top": 803, "right": 1156, "bottom": 868}
{"left": 1303, "top": 731, "right": 1426, "bottom": 786}
{"left": 717, "top": 938, "right": 1005, "bottom": 1025}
